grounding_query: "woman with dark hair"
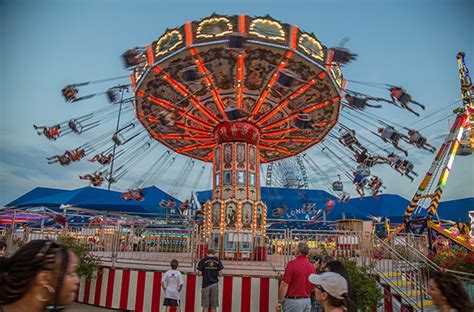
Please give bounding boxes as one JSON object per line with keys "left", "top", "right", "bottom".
{"left": 320, "top": 255, "right": 334, "bottom": 272}
{"left": 427, "top": 271, "right": 473, "bottom": 312}
{"left": 0, "top": 239, "right": 80, "bottom": 312}
{"left": 309, "top": 272, "right": 356, "bottom": 312}
{"left": 323, "top": 261, "right": 357, "bottom": 312}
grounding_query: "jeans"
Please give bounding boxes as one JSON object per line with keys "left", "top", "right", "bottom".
{"left": 283, "top": 298, "right": 311, "bottom": 312}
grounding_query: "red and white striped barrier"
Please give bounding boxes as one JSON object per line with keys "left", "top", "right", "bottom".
{"left": 77, "top": 267, "right": 279, "bottom": 312}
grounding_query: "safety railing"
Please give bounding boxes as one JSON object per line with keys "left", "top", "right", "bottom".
{"left": 113, "top": 226, "right": 196, "bottom": 270}
{"left": 3, "top": 228, "right": 61, "bottom": 256}
{"left": 387, "top": 232, "right": 474, "bottom": 299}
{"left": 288, "top": 229, "right": 368, "bottom": 263}
{"left": 370, "top": 234, "right": 427, "bottom": 311}
{"left": 2, "top": 226, "right": 369, "bottom": 274}
{"left": 67, "top": 226, "right": 114, "bottom": 261}
{"left": 209, "top": 228, "right": 290, "bottom": 276}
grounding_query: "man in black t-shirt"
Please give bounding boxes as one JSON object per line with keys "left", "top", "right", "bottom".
{"left": 197, "top": 249, "right": 224, "bottom": 312}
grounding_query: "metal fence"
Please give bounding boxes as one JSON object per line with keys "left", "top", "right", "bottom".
{"left": 2, "top": 226, "right": 371, "bottom": 275}
{"left": 371, "top": 234, "right": 428, "bottom": 311}
{"left": 384, "top": 232, "right": 474, "bottom": 301}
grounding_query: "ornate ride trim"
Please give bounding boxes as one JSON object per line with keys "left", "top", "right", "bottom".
{"left": 196, "top": 17, "right": 233, "bottom": 39}
{"left": 249, "top": 18, "right": 285, "bottom": 41}
{"left": 155, "top": 30, "right": 184, "bottom": 58}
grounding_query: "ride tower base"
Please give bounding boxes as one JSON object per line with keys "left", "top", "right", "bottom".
{"left": 202, "top": 121, "right": 267, "bottom": 260}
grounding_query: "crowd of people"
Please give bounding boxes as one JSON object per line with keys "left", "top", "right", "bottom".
{"left": 274, "top": 242, "right": 472, "bottom": 312}
{"left": 0, "top": 239, "right": 472, "bottom": 311}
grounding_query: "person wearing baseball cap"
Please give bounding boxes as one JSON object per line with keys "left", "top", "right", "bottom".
{"left": 308, "top": 272, "right": 353, "bottom": 312}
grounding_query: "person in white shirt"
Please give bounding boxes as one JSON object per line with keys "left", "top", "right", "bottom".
{"left": 162, "top": 259, "right": 185, "bottom": 311}
{"left": 131, "top": 235, "right": 140, "bottom": 251}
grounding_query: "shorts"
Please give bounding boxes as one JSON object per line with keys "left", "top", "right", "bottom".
{"left": 416, "top": 137, "right": 427, "bottom": 146}
{"left": 163, "top": 298, "right": 179, "bottom": 306}
{"left": 201, "top": 283, "right": 219, "bottom": 308}
{"left": 389, "top": 133, "right": 399, "bottom": 141}
{"left": 399, "top": 93, "right": 410, "bottom": 104}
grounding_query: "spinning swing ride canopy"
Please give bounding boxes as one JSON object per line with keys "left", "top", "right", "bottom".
{"left": 133, "top": 14, "right": 343, "bottom": 162}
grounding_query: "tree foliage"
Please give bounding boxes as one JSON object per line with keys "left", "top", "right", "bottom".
{"left": 58, "top": 235, "right": 100, "bottom": 280}
{"left": 339, "top": 257, "right": 384, "bottom": 310}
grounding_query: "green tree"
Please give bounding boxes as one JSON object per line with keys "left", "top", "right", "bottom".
{"left": 339, "top": 257, "right": 384, "bottom": 311}
{"left": 58, "top": 235, "right": 100, "bottom": 280}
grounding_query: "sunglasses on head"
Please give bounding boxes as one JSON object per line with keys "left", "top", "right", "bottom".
{"left": 35, "top": 241, "right": 54, "bottom": 259}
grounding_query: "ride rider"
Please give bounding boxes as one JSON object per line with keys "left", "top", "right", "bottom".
{"left": 406, "top": 129, "right": 436, "bottom": 153}
{"left": 389, "top": 87, "right": 425, "bottom": 117}
{"left": 378, "top": 126, "right": 409, "bottom": 156}
{"left": 33, "top": 124, "right": 61, "bottom": 140}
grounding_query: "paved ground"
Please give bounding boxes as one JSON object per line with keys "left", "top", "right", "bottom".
{"left": 67, "top": 303, "right": 125, "bottom": 311}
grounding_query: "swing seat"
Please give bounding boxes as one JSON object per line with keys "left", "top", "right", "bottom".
{"left": 415, "top": 137, "right": 427, "bottom": 146}
{"left": 294, "top": 114, "right": 312, "bottom": 129}
{"left": 400, "top": 161, "right": 414, "bottom": 172}
{"left": 351, "top": 97, "right": 366, "bottom": 109}
{"left": 340, "top": 132, "right": 357, "bottom": 146}
{"left": 356, "top": 164, "right": 370, "bottom": 176}
{"left": 277, "top": 71, "right": 295, "bottom": 88}
{"left": 112, "top": 133, "right": 124, "bottom": 145}
{"left": 68, "top": 119, "right": 82, "bottom": 134}
{"left": 398, "top": 93, "right": 410, "bottom": 103}
{"left": 225, "top": 107, "right": 247, "bottom": 121}
{"left": 183, "top": 69, "right": 199, "bottom": 82}
{"left": 330, "top": 48, "right": 356, "bottom": 64}
{"left": 62, "top": 86, "right": 78, "bottom": 102}
{"left": 107, "top": 88, "right": 120, "bottom": 103}
{"left": 339, "top": 193, "right": 350, "bottom": 202}
{"left": 332, "top": 181, "right": 343, "bottom": 192}
{"left": 122, "top": 49, "right": 145, "bottom": 68}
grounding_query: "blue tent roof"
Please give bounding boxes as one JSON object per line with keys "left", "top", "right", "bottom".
{"left": 15, "top": 187, "right": 88, "bottom": 208}
{"left": 196, "top": 187, "right": 473, "bottom": 225}
{"left": 436, "top": 198, "right": 474, "bottom": 221}
{"left": 70, "top": 186, "right": 182, "bottom": 215}
{"left": 6, "top": 186, "right": 183, "bottom": 217}
{"left": 197, "top": 187, "right": 370, "bottom": 223}
{"left": 6, "top": 187, "right": 66, "bottom": 207}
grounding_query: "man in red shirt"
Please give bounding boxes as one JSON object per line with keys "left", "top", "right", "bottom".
{"left": 276, "top": 242, "right": 315, "bottom": 311}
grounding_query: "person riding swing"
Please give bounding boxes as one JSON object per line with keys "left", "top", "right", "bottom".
{"left": 33, "top": 124, "right": 61, "bottom": 140}
{"left": 79, "top": 171, "right": 104, "bottom": 187}
{"left": 406, "top": 129, "right": 436, "bottom": 153}
{"left": 378, "top": 125, "right": 410, "bottom": 156}
{"left": 389, "top": 87, "right": 425, "bottom": 116}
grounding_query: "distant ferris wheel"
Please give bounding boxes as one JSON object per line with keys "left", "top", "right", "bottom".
{"left": 265, "top": 155, "right": 309, "bottom": 189}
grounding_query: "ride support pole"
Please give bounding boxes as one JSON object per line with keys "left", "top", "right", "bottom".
{"left": 402, "top": 113, "right": 462, "bottom": 221}
{"left": 108, "top": 88, "right": 126, "bottom": 190}
{"left": 427, "top": 114, "right": 467, "bottom": 217}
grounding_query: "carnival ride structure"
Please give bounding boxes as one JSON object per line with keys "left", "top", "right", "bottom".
{"left": 31, "top": 13, "right": 469, "bottom": 259}
{"left": 394, "top": 52, "right": 474, "bottom": 252}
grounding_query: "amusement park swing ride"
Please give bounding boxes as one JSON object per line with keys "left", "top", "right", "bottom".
{"left": 34, "top": 14, "right": 473, "bottom": 257}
